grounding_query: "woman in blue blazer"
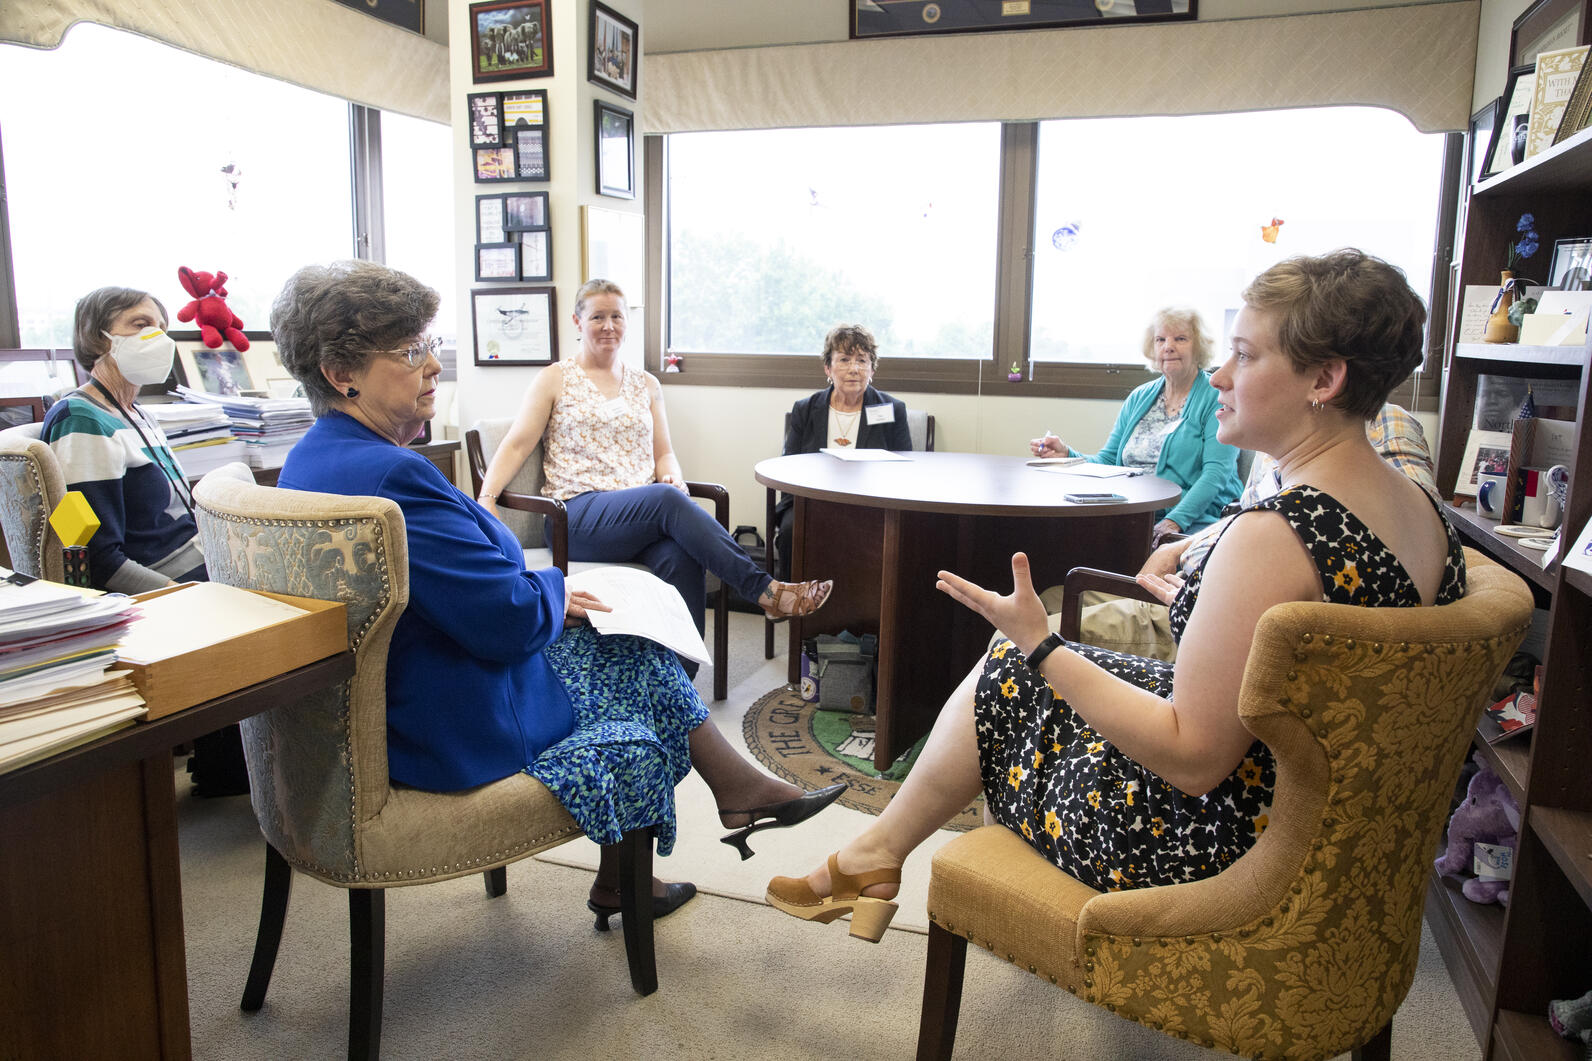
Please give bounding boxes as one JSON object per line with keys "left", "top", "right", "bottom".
{"left": 271, "top": 261, "right": 843, "bottom": 923}
{"left": 774, "top": 325, "right": 913, "bottom": 578}
{"left": 1032, "top": 308, "right": 1242, "bottom": 538}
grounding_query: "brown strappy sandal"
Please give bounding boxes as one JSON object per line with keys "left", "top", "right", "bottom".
{"left": 758, "top": 578, "right": 834, "bottom": 622}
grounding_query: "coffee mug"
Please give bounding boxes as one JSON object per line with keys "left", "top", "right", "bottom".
{"left": 1476, "top": 472, "right": 1508, "bottom": 520}
{"left": 1520, "top": 465, "right": 1565, "bottom": 529}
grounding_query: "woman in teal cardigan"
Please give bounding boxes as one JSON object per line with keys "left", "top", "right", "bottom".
{"left": 1033, "top": 308, "right": 1242, "bottom": 538}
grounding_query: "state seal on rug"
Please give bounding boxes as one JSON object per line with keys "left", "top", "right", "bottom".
{"left": 742, "top": 685, "right": 984, "bottom": 831}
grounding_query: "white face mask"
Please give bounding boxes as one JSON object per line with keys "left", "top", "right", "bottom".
{"left": 102, "top": 327, "right": 177, "bottom": 386}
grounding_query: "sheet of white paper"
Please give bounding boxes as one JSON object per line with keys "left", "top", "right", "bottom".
{"left": 820, "top": 447, "right": 911, "bottom": 462}
{"left": 1046, "top": 463, "right": 1139, "bottom": 478}
{"left": 1457, "top": 285, "right": 1500, "bottom": 344}
{"left": 1025, "top": 456, "right": 1088, "bottom": 468}
{"left": 564, "top": 566, "right": 711, "bottom": 666}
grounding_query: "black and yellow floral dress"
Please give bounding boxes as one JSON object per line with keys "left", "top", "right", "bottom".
{"left": 975, "top": 486, "right": 1465, "bottom": 892}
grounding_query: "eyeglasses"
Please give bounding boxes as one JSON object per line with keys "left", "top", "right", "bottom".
{"left": 392, "top": 335, "right": 443, "bottom": 368}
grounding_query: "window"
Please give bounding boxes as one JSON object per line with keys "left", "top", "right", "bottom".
{"left": 0, "top": 23, "right": 353, "bottom": 347}
{"left": 666, "top": 123, "right": 1001, "bottom": 360}
{"left": 1030, "top": 108, "right": 1448, "bottom": 365}
{"left": 380, "top": 111, "right": 457, "bottom": 339}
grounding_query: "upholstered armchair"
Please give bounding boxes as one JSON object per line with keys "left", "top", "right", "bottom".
{"left": 192, "top": 473, "right": 660, "bottom": 1061}
{"left": 918, "top": 550, "right": 1532, "bottom": 1061}
{"left": 465, "top": 416, "right": 731, "bottom": 700}
{"left": 0, "top": 423, "right": 66, "bottom": 580}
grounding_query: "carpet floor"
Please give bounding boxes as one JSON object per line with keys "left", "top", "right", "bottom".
{"left": 178, "top": 610, "right": 1481, "bottom": 1060}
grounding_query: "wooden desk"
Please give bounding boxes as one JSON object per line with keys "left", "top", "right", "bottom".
{"left": 756, "top": 452, "right": 1180, "bottom": 771}
{"left": 244, "top": 439, "right": 460, "bottom": 487}
{"left": 0, "top": 652, "right": 355, "bottom": 1060}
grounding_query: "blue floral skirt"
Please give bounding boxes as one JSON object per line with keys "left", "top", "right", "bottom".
{"left": 527, "top": 626, "right": 708, "bottom": 855}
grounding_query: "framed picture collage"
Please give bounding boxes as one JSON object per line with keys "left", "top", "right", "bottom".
{"left": 465, "top": 0, "right": 640, "bottom": 365}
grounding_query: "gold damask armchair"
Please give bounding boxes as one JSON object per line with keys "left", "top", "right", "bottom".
{"left": 193, "top": 473, "right": 661, "bottom": 1061}
{"left": 0, "top": 423, "right": 66, "bottom": 580}
{"left": 917, "top": 549, "right": 1531, "bottom": 1061}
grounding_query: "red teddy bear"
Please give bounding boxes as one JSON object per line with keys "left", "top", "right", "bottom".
{"left": 176, "top": 266, "right": 250, "bottom": 351}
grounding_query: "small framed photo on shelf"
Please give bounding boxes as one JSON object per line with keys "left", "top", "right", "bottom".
{"left": 518, "top": 230, "right": 553, "bottom": 282}
{"left": 588, "top": 1, "right": 638, "bottom": 100}
{"left": 1484, "top": 64, "right": 1538, "bottom": 179}
{"left": 476, "top": 242, "right": 521, "bottom": 282}
{"left": 191, "top": 347, "right": 254, "bottom": 396}
{"left": 1456, "top": 428, "right": 1514, "bottom": 502}
{"left": 475, "top": 145, "right": 517, "bottom": 182}
{"left": 595, "top": 100, "right": 635, "bottom": 199}
{"left": 469, "top": 0, "right": 552, "bottom": 83}
{"left": 477, "top": 195, "right": 507, "bottom": 244}
{"left": 513, "top": 126, "right": 549, "bottom": 180}
{"left": 1525, "top": 44, "right": 1590, "bottom": 159}
{"left": 502, "top": 89, "right": 547, "bottom": 132}
{"left": 1467, "top": 98, "right": 1502, "bottom": 186}
{"left": 467, "top": 92, "right": 503, "bottom": 147}
{"left": 504, "top": 191, "right": 548, "bottom": 231}
{"left": 1550, "top": 236, "right": 1592, "bottom": 289}
{"left": 471, "top": 286, "right": 558, "bottom": 365}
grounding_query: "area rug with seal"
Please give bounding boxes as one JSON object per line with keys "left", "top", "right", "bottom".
{"left": 741, "top": 684, "right": 984, "bottom": 831}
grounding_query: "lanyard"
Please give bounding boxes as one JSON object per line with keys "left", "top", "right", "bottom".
{"left": 88, "top": 380, "right": 197, "bottom": 521}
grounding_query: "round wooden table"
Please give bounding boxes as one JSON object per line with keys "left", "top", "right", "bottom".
{"left": 756, "top": 452, "right": 1181, "bottom": 770}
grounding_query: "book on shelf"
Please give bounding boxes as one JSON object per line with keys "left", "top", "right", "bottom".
{"left": 1478, "top": 664, "right": 1542, "bottom": 745}
{"left": 1473, "top": 375, "right": 1577, "bottom": 431}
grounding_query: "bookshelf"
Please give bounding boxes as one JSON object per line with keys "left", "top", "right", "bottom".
{"left": 1430, "top": 123, "right": 1592, "bottom": 1059}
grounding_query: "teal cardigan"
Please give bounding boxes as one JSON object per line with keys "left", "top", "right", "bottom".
{"left": 1071, "top": 370, "right": 1242, "bottom": 533}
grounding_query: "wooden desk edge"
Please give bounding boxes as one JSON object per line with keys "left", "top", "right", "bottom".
{"left": 0, "top": 651, "right": 355, "bottom": 808}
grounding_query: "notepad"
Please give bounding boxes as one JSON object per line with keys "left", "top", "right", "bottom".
{"left": 1041, "top": 463, "right": 1141, "bottom": 479}
{"left": 1025, "top": 456, "right": 1087, "bottom": 468}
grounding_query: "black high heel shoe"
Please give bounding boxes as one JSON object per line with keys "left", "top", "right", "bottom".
{"left": 587, "top": 881, "right": 697, "bottom": 931}
{"left": 718, "top": 782, "right": 848, "bottom": 860}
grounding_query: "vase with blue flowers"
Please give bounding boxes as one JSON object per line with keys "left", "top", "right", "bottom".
{"left": 1484, "top": 213, "right": 1541, "bottom": 343}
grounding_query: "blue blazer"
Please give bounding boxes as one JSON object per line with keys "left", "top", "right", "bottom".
{"left": 279, "top": 411, "right": 573, "bottom": 792}
{"left": 1075, "top": 370, "right": 1241, "bottom": 533}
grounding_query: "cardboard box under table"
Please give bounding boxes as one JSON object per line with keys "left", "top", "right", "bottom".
{"left": 116, "top": 582, "right": 346, "bottom": 720}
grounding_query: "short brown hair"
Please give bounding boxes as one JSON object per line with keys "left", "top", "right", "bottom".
{"left": 270, "top": 261, "right": 439, "bottom": 416}
{"left": 1241, "top": 249, "right": 1426, "bottom": 420}
{"left": 72, "top": 287, "right": 169, "bottom": 372}
{"left": 1140, "top": 307, "right": 1215, "bottom": 370}
{"left": 821, "top": 324, "right": 878, "bottom": 370}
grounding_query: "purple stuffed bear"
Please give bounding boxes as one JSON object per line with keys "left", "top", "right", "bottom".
{"left": 1434, "top": 755, "right": 1521, "bottom": 905}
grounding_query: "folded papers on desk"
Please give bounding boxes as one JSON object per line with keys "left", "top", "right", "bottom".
{"left": 116, "top": 582, "right": 346, "bottom": 719}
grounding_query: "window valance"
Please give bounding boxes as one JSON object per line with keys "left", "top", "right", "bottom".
{"left": 0, "top": 0, "right": 446, "bottom": 123}
{"left": 644, "top": 1, "right": 1479, "bottom": 135}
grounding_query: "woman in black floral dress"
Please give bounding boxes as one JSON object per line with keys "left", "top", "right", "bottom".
{"left": 768, "top": 249, "right": 1466, "bottom": 941}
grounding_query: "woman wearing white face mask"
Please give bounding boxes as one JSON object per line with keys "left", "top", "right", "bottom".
{"left": 40, "top": 287, "right": 206, "bottom": 592}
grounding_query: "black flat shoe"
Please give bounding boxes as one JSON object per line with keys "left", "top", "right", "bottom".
{"left": 587, "top": 881, "right": 697, "bottom": 931}
{"left": 719, "top": 782, "right": 848, "bottom": 861}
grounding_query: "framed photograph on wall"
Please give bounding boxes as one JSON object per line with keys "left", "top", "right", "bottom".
{"left": 595, "top": 100, "right": 635, "bottom": 199}
{"left": 588, "top": 1, "right": 638, "bottom": 100}
{"left": 518, "top": 230, "right": 553, "bottom": 282}
{"left": 514, "top": 126, "right": 549, "bottom": 180}
{"left": 475, "top": 145, "right": 517, "bottom": 182}
{"left": 471, "top": 286, "right": 558, "bottom": 365}
{"left": 851, "top": 0, "right": 1195, "bottom": 39}
{"left": 477, "top": 195, "right": 507, "bottom": 244}
{"left": 1550, "top": 236, "right": 1592, "bottom": 288}
{"left": 467, "top": 92, "right": 503, "bottom": 147}
{"left": 504, "top": 191, "right": 549, "bottom": 231}
{"left": 476, "top": 242, "right": 521, "bottom": 282}
{"left": 501, "top": 89, "right": 547, "bottom": 131}
{"left": 1510, "top": 0, "right": 1591, "bottom": 68}
{"left": 469, "top": 0, "right": 552, "bottom": 83}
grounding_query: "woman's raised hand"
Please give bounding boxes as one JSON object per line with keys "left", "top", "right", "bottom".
{"left": 1029, "top": 433, "right": 1066, "bottom": 458}
{"left": 936, "top": 552, "right": 1051, "bottom": 657}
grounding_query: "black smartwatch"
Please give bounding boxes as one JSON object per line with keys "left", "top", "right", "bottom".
{"left": 1024, "top": 632, "right": 1064, "bottom": 672}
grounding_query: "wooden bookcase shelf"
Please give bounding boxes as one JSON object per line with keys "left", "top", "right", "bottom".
{"left": 1431, "top": 118, "right": 1592, "bottom": 1060}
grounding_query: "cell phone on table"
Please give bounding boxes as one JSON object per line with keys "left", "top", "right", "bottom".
{"left": 1064, "top": 492, "right": 1127, "bottom": 504}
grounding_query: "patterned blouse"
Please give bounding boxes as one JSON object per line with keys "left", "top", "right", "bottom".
{"left": 1119, "top": 393, "right": 1181, "bottom": 472}
{"left": 541, "top": 361, "right": 655, "bottom": 500}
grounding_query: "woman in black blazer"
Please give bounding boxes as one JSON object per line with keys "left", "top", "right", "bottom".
{"left": 774, "top": 324, "right": 913, "bottom": 578}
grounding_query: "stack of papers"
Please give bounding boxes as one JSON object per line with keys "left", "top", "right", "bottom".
{"left": 146, "top": 402, "right": 249, "bottom": 476}
{"left": 175, "top": 386, "right": 314, "bottom": 469}
{"left": 0, "top": 573, "right": 145, "bottom": 773}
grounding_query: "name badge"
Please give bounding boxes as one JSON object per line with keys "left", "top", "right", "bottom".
{"left": 864, "top": 403, "right": 895, "bottom": 426}
{"left": 598, "top": 397, "right": 629, "bottom": 419}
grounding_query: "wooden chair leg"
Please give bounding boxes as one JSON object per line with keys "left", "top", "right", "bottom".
{"left": 1351, "top": 1020, "right": 1392, "bottom": 1061}
{"left": 348, "top": 888, "right": 385, "bottom": 1061}
{"left": 240, "top": 842, "right": 293, "bottom": 1012}
{"left": 483, "top": 865, "right": 507, "bottom": 898}
{"left": 617, "top": 827, "right": 658, "bottom": 996}
{"left": 915, "top": 922, "right": 967, "bottom": 1061}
